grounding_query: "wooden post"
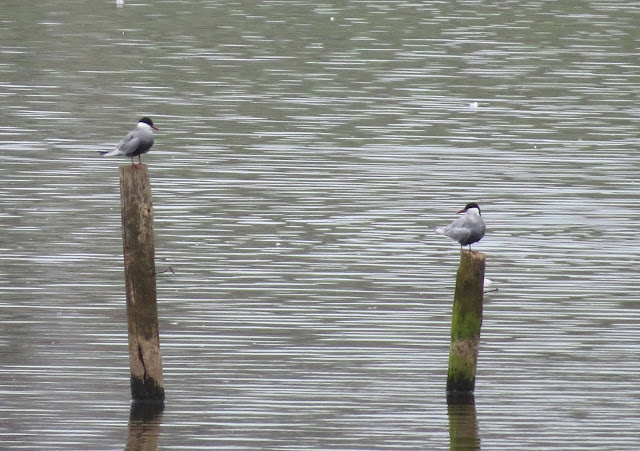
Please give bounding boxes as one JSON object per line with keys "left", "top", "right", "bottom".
{"left": 447, "top": 250, "right": 485, "bottom": 393}
{"left": 120, "top": 165, "right": 164, "bottom": 403}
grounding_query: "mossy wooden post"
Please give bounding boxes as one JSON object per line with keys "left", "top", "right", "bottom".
{"left": 120, "top": 165, "right": 164, "bottom": 403}
{"left": 447, "top": 250, "right": 485, "bottom": 393}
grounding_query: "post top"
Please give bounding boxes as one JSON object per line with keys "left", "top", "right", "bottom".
{"left": 461, "top": 249, "right": 486, "bottom": 261}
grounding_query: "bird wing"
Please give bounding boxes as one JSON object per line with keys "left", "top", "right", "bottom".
{"left": 444, "top": 225, "right": 472, "bottom": 244}
{"left": 450, "top": 214, "right": 471, "bottom": 230}
{"left": 115, "top": 132, "right": 141, "bottom": 156}
{"left": 445, "top": 212, "right": 485, "bottom": 244}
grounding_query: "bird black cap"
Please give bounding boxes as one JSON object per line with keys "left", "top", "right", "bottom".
{"left": 463, "top": 202, "right": 481, "bottom": 214}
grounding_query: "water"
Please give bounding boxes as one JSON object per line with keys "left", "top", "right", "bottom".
{"left": 1, "top": 1, "right": 639, "bottom": 449}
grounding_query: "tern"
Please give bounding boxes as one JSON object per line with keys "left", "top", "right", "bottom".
{"left": 100, "top": 117, "right": 158, "bottom": 165}
{"left": 439, "top": 202, "right": 486, "bottom": 250}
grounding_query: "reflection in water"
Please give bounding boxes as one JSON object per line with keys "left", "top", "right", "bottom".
{"left": 448, "top": 393, "right": 479, "bottom": 451}
{"left": 126, "top": 402, "right": 164, "bottom": 451}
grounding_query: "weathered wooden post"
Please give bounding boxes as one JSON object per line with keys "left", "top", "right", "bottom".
{"left": 447, "top": 250, "right": 485, "bottom": 393}
{"left": 120, "top": 164, "right": 164, "bottom": 403}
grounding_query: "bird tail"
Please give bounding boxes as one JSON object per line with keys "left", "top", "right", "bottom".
{"left": 99, "top": 149, "right": 121, "bottom": 157}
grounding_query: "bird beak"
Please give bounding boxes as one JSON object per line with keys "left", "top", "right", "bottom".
{"left": 456, "top": 208, "right": 467, "bottom": 214}
{"left": 151, "top": 125, "right": 159, "bottom": 131}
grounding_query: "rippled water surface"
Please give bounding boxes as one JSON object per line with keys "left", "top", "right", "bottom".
{"left": 1, "top": 1, "right": 639, "bottom": 449}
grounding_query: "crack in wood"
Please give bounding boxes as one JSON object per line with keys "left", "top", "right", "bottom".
{"left": 138, "top": 345, "right": 148, "bottom": 380}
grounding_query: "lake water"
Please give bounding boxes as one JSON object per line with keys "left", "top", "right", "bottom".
{"left": 1, "top": 1, "right": 639, "bottom": 449}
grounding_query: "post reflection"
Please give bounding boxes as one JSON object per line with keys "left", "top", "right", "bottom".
{"left": 126, "top": 401, "right": 164, "bottom": 451}
{"left": 447, "top": 393, "right": 480, "bottom": 450}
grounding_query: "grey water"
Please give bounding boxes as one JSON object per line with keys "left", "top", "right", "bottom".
{"left": 1, "top": 0, "right": 639, "bottom": 449}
